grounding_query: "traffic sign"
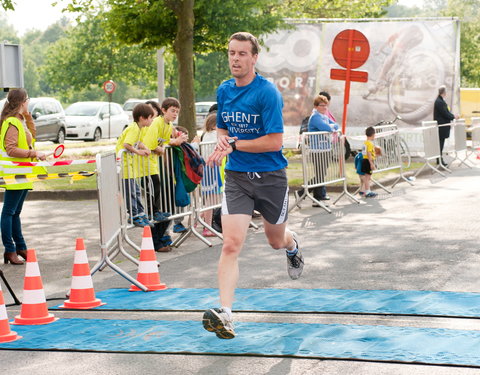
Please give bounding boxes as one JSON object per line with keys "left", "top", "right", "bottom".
{"left": 329, "top": 29, "right": 370, "bottom": 134}
{"left": 332, "top": 29, "right": 370, "bottom": 69}
{"left": 103, "top": 80, "right": 116, "bottom": 94}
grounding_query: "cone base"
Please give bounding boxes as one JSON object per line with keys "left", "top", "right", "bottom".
{"left": 129, "top": 283, "right": 167, "bottom": 292}
{"left": 0, "top": 331, "right": 22, "bottom": 343}
{"left": 12, "top": 313, "right": 58, "bottom": 325}
{"left": 60, "top": 299, "right": 105, "bottom": 309}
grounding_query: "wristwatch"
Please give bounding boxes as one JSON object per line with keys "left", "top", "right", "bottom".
{"left": 227, "top": 138, "right": 237, "bottom": 151}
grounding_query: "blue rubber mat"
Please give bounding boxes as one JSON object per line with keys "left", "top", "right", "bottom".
{"left": 52, "top": 288, "right": 480, "bottom": 318}
{"left": 1, "top": 318, "right": 480, "bottom": 367}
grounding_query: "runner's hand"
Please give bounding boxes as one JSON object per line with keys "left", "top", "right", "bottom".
{"left": 216, "top": 135, "right": 237, "bottom": 151}
{"left": 207, "top": 148, "right": 231, "bottom": 167}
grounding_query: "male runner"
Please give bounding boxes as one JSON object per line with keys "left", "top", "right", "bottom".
{"left": 202, "top": 32, "right": 304, "bottom": 339}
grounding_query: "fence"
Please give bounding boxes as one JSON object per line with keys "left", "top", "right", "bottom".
{"left": 291, "top": 130, "right": 359, "bottom": 213}
{"left": 450, "top": 119, "right": 472, "bottom": 168}
{"left": 372, "top": 124, "right": 414, "bottom": 191}
{"left": 469, "top": 117, "right": 480, "bottom": 159}
{"left": 414, "top": 121, "right": 451, "bottom": 178}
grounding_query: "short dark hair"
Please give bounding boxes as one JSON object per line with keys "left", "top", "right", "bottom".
{"left": 175, "top": 125, "right": 189, "bottom": 137}
{"left": 229, "top": 32, "right": 260, "bottom": 55}
{"left": 208, "top": 103, "right": 218, "bottom": 114}
{"left": 161, "top": 97, "right": 181, "bottom": 111}
{"left": 365, "top": 126, "right": 375, "bottom": 137}
{"left": 132, "top": 103, "right": 154, "bottom": 123}
{"left": 319, "top": 91, "right": 331, "bottom": 101}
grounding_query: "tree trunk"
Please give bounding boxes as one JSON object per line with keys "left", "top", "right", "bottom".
{"left": 172, "top": 0, "right": 196, "bottom": 140}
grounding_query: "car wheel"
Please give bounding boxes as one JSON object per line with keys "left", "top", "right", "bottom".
{"left": 92, "top": 127, "right": 102, "bottom": 142}
{"left": 54, "top": 128, "right": 65, "bottom": 144}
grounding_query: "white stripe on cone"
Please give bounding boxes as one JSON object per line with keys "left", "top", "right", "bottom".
{"left": 22, "top": 289, "right": 47, "bottom": 304}
{"left": 0, "top": 307, "right": 8, "bottom": 320}
{"left": 70, "top": 275, "right": 94, "bottom": 289}
{"left": 73, "top": 250, "right": 89, "bottom": 264}
{"left": 138, "top": 260, "right": 158, "bottom": 274}
{"left": 140, "top": 237, "right": 154, "bottom": 251}
{"left": 25, "top": 262, "right": 41, "bottom": 277}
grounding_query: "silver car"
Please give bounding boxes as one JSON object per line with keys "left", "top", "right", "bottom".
{"left": 65, "top": 101, "right": 129, "bottom": 141}
{"left": 0, "top": 97, "right": 66, "bottom": 143}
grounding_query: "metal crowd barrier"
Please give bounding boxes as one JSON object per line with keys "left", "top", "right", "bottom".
{"left": 414, "top": 121, "right": 451, "bottom": 178}
{"left": 450, "top": 119, "right": 472, "bottom": 168}
{"left": 373, "top": 124, "right": 414, "bottom": 191}
{"left": 291, "top": 130, "right": 359, "bottom": 213}
{"left": 468, "top": 117, "right": 480, "bottom": 159}
{"left": 91, "top": 152, "right": 148, "bottom": 291}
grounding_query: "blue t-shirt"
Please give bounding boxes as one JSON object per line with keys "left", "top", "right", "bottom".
{"left": 217, "top": 73, "right": 288, "bottom": 172}
{"left": 307, "top": 110, "right": 339, "bottom": 150}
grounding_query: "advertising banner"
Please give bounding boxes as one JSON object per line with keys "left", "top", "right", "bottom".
{"left": 256, "top": 19, "right": 460, "bottom": 138}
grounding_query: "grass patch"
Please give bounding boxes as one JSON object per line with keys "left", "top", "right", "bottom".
{"left": 34, "top": 163, "right": 97, "bottom": 191}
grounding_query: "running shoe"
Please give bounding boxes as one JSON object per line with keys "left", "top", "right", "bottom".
{"left": 139, "top": 214, "right": 153, "bottom": 227}
{"left": 202, "top": 308, "right": 235, "bottom": 339}
{"left": 287, "top": 231, "right": 304, "bottom": 280}
{"left": 131, "top": 216, "right": 146, "bottom": 227}
{"left": 153, "top": 211, "right": 171, "bottom": 222}
{"left": 173, "top": 223, "right": 188, "bottom": 233}
{"left": 365, "top": 192, "right": 378, "bottom": 198}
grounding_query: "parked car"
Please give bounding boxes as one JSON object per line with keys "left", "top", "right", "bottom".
{"left": 0, "top": 97, "right": 66, "bottom": 143}
{"left": 65, "top": 101, "right": 129, "bottom": 141}
{"left": 195, "top": 101, "right": 216, "bottom": 128}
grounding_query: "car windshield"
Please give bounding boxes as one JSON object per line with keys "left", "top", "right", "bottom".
{"left": 196, "top": 104, "right": 211, "bottom": 114}
{"left": 27, "top": 99, "right": 40, "bottom": 112}
{"left": 65, "top": 102, "right": 101, "bottom": 116}
{"left": 123, "top": 101, "right": 143, "bottom": 111}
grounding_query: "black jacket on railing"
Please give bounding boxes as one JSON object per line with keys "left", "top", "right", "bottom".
{"left": 434, "top": 95, "right": 455, "bottom": 138}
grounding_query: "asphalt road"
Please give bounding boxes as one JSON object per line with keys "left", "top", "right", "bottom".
{"left": 1, "top": 155, "right": 480, "bottom": 374}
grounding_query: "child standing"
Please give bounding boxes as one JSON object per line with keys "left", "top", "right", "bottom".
{"left": 141, "top": 97, "right": 188, "bottom": 252}
{"left": 359, "top": 126, "right": 378, "bottom": 198}
{"left": 116, "top": 103, "right": 154, "bottom": 226}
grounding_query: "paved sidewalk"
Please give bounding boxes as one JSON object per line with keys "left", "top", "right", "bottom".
{"left": 1, "top": 157, "right": 480, "bottom": 374}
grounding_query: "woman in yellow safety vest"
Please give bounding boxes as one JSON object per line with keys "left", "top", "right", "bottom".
{"left": 0, "top": 89, "right": 46, "bottom": 265}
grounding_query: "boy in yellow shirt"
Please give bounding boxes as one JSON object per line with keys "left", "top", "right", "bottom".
{"left": 141, "top": 97, "right": 188, "bottom": 251}
{"left": 116, "top": 103, "right": 154, "bottom": 226}
{"left": 359, "top": 126, "right": 378, "bottom": 198}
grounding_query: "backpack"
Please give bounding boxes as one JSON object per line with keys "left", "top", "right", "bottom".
{"left": 299, "top": 116, "right": 309, "bottom": 135}
{"left": 181, "top": 143, "right": 205, "bottom": 185}
{"left": 354, "top": 152, "right": 364, "bottom": 175}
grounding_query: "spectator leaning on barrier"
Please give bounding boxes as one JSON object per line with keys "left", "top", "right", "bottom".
{"left": 433, "top": 85, "right": 458, "bottom": 167}
{"left": 296, "top": 94, "right": 338, "bottom": 205}
{"left": 141, "top": 97, "right": 188, "bottom": 252}
{"left": 0, "top": 88, "right": 46, "bottom": 265}
{"left": 202, "top": 31, "right": 304, "bottom": 339}
{"left": 359, "top": 126, "right": 378, "bottom": 198}
{"left": 116, "top": 103, "right": 154, "bottom": 228}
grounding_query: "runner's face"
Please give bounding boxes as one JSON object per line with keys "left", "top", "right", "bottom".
{"left": 228, "top": 39, "right": 258, "bottom": 81}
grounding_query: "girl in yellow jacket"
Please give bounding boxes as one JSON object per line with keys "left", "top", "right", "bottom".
{"left": 0, "top": 89, "right": 46, "bottom": 265}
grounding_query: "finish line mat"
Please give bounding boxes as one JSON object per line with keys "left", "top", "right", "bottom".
{"left": 1, "top": 318, "right": 480, "bottom": 367}
{"left": 53, "top": 288, "right": 480, "bottom": 318}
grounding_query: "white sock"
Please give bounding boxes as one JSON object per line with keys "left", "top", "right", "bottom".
{"left": 221, "top": 306, "right": 232, "bottom": 317}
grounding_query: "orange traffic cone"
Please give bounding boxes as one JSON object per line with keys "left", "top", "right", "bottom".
{"left": 12, "top": 249, "right": 57, "bottom": 325}
{"left": 0, "top": 283, "right": 21, "bottom": 343}
{"left": 60, "top": 238, "right": 105, "bottom": 309}
{"left": 129, "top": 226, "right": 167, "bottom": 291}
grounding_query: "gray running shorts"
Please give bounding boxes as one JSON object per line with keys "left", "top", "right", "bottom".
{"left": 221, "top": 169, "right": 289, "bottom": 224}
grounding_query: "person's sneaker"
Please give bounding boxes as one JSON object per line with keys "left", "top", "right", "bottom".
{"left": 202, "top": 228, "right": 216, "bottom": 237}
{"left": 153, "top": 211, "right": 171, "bottom": 222}
{"left": 286, "top": 231, "right": 304, "bottom": 280}
{"left": 173, "top": 223, "right": 188, "bottom": 233}
{"left": 365, "top": 192, "right": 378, "bottom": 198}
{"left": 359, "top": 191, "right": 365, "bottom": 196}
{"left": 132, "top": 216, "right": 146, "bottom": 227}
{"left": 139, "top": 214, "right": 153, "bottom": 227}
{"left": 202, "top": 308, "right": 235, "bottom": 339}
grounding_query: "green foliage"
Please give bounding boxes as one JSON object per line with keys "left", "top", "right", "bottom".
{"left": 0, "top": 0, "right": 14, "bottom": 11}
{"left": 41, "top": 12, "right": 158, "bottom": 104}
